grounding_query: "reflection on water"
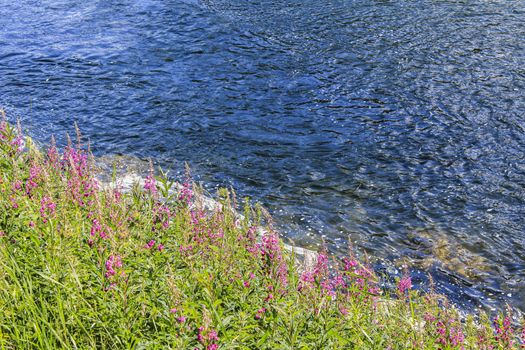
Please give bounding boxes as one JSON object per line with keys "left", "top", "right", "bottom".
{"left": 1, "top": 0, "right": 524, "bottom": 311}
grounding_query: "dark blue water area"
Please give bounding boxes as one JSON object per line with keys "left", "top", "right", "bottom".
{"left": 1, "top": 0, "right": 525, "bottom": 312}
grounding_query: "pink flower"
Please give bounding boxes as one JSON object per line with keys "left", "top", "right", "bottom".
{"left": 315, "top": 254, "right": 328, "bottom": 273}
{"left": 207, "top": 344, "right": 218, "bottom": 350}
{"left": 158, "top": 244, "right": 164, "bottom": 251}
{"left": 114, "top": 190, "right": 122, "bottom": 202}
{"left": 178, "top": 181, "right": 193, "bottom": 204}
{"left": 449, "top": 327, "right": 465, "bottom": 347}
{"left": 255, "top": 307, "right": 266, "bottom": 320}
{"left": 177, "top": 316, "right": 186, "bottom": 323}
{"left": 170, "top": 308, "right": 177, "bottom": 314}
{"left": 105, "top": 255, "right": 123, "bottom": 279}
{"left": 40, "top": 197, "right": 56, "bottom": 221}
{"left": 11, "top": 135, "right": 24, "bottom": 152}
{"left": 26, "top": 165, "right": 41, "bottom": 193}
{"left": 90, "top": 219, "right": 109, "bottom": 240}
{"left": 145, "top": 240, "right": 155, "bottom": 249}
{"left": 260, "top": 232, "right": 289, "bottom": 288}
{"left": 397, "top": 275, "right": 412, "bottom": 295}
{"left": 144, "top": 175, "right": 157, "bottom": 196}
{"left": 12, "top": 180, "right": 22, "bottom": 191}
{"left": 197, "top": 327, "right": 205, "bottom": 342}
{"left": 208, "top": 330, "right": 219, "bottom": 342}
{"left": 343, "top": 257, "right": 358, "bottom": 271}
{"left": 494, "top": 315, "right": 514, "bottom": 346}
{"left": 47, "top": 144, "right": 59, "bottom": 165}
{"left": 424, "top": 313, "right": 436, "bottom": 323}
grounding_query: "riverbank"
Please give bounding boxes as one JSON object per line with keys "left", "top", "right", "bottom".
{"left": 1, "top": 119, "right": 524, "bottom": 348}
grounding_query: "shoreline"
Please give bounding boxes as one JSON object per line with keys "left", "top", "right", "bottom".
{"left": 95, "top": 155, "right": 321, "bottom": 273}
{"left": 1, "top": 120, "right": 524, "bottom": 348}
{"left": 95, "top": 153, "right": 522, "bottom": 318}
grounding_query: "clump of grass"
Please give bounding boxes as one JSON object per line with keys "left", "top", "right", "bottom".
{"left": 0, "top": 118, "right": 524, "bottom": 349}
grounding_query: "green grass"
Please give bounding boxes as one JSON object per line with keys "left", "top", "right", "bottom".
{"left": 0, "top": 118, "right": 524, "bottom": 349}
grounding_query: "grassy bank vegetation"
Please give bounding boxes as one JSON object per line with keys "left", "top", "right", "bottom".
{"left": 0, "top": 118, "right": 524, "bottom": 349}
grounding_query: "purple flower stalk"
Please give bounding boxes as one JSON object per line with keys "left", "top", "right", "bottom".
{"left": 105, "top": 255, "right": 123, "bottom": 279}
{"left": 40, "top": 197, "right": 56, "bottom": 222}
{"left": 397, "top": 275, "right": 412, "bottom": 295}
{"left": 144, "top": 175, "right": 157, "bottom": 196}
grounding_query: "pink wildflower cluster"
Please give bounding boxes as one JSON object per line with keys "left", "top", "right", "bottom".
{"left": 11, "top": 180, "right": 22, "bottom": 192}
{"left": 39, "top": 196, "right": 56, "bottom": 223}
{"left": 25, "top": 165, "right": 41, "bottom": 195}
{"left": 243, "top": 272, "right": 256, "bottom": 288}
{"left": 397, "top": 275, "right": 412, "bottom": 296}
{"left": 255, "top": 307, "right": 266, "bottom": 320}
{"left": 424, "top": 312, "right": 436, "bottom": 323}
{"left": 300, "top": 253, "right": 350, "bottom": 299}
{"left": 152, "top": 203, "right": 173, "bottom": 231}
{"left": 242, "top": 226, "right": 259, "bottom": 257}
{"left": 104, "top": 255, "right": 125, "bottom": 290}
{"left": 61, "top": 146, "right": 98, "bottom": 206}
{"left": 169, "top": 307, "right": 186, "bottom": 323}
{"left": 69, "top": 177, "right": 98, "bottom": 207}
{"left": 188, "top": 209, "right": 225, "bottom": 248}
{"left": 493, "top": 315, "right": 514, "bottom": 347}
{"left": 89, "top": 218, "right": 109, "bottom": 246}
{"left": 46, "top": 142, "right": 59, "bottom": 165}
{"left": 145, "top": 239, "right": 164, "bottom": 252}
{"left": 343, "top": 257, "right": 358, "bottom": 271}
{"left": 179, "top": 244, "right": 194, "bottom": 256}
{"left": 343, "top": 257, "right": 376, "bottom": 293}
{"left": 144, "top": 174, "right": 157, "bottom": 196}
{"left": 10, "top": 196, "right": 19, "bottom": 209}
{"left": 190, "top": 209, "right": 208, "bottom": 241}
{"left": 178, "top": 181, "right": 193, "bottom": 205}
{"left": 62, "top": 146, "right": 89, "bottom": 177}
{"left": 424, "top": 314, "right": 465, "bottom": 349}
{"left": 299, "top": 253, "right": 329, "bottom": 289}
{"left": 197, "top": 326, "right": 219, "bottom": 350}
{"left": 105, "top": 255, "right": 123, "bottom": 278}
{"left": 113, "top": 188, "right": 122, "bottom": 203}
{"left": 0, "top": 120, "right": 23, "bottom": 152}
{"left": 260, "top": 232, "right": 288, "bottom": 289}
{"left": 449, "top": 326, "right": 466, "bottom": 348}
{"left": 299, "top": 253, "right": 379, "bottom": 307}
{"left": 11, "top": 135, "right": 24, "bottom": 152}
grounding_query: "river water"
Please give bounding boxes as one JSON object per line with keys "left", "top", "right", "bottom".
{"left": 1, "top": 0, "right": 524, "bottom": 312}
